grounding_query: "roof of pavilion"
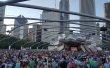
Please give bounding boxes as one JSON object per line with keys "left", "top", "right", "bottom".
{"left": 59, "top": 38, "right": 86, "bottom": 45}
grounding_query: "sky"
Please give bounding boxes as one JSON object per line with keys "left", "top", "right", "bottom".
{"left": 1, "top": 0, "right": 110, "bottom": 31}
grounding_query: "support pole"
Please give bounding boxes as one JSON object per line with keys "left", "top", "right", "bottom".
{"left": 9, "top": 3, "right": 110, "bottom": 22}
{"left": 0, "top": 0, "right": 28, "bottom": 7}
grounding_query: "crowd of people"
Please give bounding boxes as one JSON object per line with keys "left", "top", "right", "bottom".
{"left": 0, "top": 50, "right": 110, "bottom": 68}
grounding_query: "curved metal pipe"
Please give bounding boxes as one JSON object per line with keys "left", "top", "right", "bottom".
{"left": 10, "top": 3, "right": 110, "bottom": 22}
{"left": 0, "top": 0, "right": 28, "bottom": 7}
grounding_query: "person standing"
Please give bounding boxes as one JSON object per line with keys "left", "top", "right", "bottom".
{"left": 59, "top": 58, "right": 68, "bottom": 68}
{"left": 88, "top": 58, "right": 98, "bottom": 68}
{"left": 28, "top": 59, "right": 35, "bottom": 68}
{"left": 104, "top": 58, "right": 110, "bottom": 68}
{"left": 15, "top": 60, "right": 20, "bottom": 68}
{"left": 67, "top": 59, "right": 77, "bottom": 68}
{"left": 51, "top": 59, "right": 59, "bottom": 68}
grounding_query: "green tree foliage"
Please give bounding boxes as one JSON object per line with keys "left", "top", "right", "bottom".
{"left": 0, "top": 34, "right": 19, "bottom": 49}
{"left": 0, "top": 34, "right": 52, "bottom": 49}
{"left": 31, "top": 42, "right": 51, "bottom": 49}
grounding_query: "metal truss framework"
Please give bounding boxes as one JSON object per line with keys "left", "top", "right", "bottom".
{"left": 4, "top": 27, "right": 110, "bottom": 47}
{"left": 0, "top": 0, "right": 107, "bottom": 34}
{"left": 8, "top": 20, "right": 101, "bottom": 33}
{"left": 0, "top": 26, "right": 109, "bottom": 49}
{"left": 8, "top": 3, "right": 110, "bottom": 22}
{"left": 0, "top": 0, "right": 109, "bottom": 49}
{"left": 0, "top": 17, "right": 104, "bottom": 22}
{"left": 0, "top": 0, "right": 28, "bottom": 7}
{"left": 0, "top": 1, "right": 109, "bottom": 22}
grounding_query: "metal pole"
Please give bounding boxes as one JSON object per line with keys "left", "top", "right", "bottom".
{"left": 0, "top": 0, "right": 28, "bottom": 7}
{"left": 10, "top": 3, "right": 110, "bottom": 22}
{"left": 1, "top": 17, "right": 104, "bottom": 22}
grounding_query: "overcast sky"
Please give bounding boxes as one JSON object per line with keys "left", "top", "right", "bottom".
{"left": 1, "top": 0, "right": 110, "bottom": 30}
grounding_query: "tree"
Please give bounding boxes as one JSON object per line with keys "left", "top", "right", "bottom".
{"left": 0, "top": 34, "right": 52, "bottom": 50}
{"left": 0, "top": 34, "right": 19, "bottom": 49}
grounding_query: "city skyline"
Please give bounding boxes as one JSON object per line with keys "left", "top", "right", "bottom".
{"left": 12, "top": 15, "right": 28, "bottom": 39}
{"left": 0, "top": 0, "right": 109, "bottom": 60}
{"left": 41, "top": 11, "right": 60, "bottom": 45}
{"left": 2, "top": 0, "right": 110, "bottom": 31}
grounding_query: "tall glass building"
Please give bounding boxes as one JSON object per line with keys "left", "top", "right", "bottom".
{"left": 80, "top": 0, "right": 96, "bottom": 35}
{"left": 105, "top": 2, "right": 110, "bottom": 29}
{"left": 59, "top": 0, "right": 70, "bottom": 35}
{"left": 13, "top": 15, "right": 28, "bottom": 39}
{"left": 0, "top": 6, "right": 5, "bottom": 34}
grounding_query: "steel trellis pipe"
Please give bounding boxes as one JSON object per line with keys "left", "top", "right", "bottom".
{"left": 5, "top": 27, "right": 109, "bottom": 48}
{"left": 7, "top": 30, "right": 110, "bottom": 49}
{"left": 13, "top": 32, "right": 110, "bottom": 46}
{"left": 0, "top": 0, "right": 28, "bottom": 7}
{"left": 18, "top": 31, "right": 59, "bottom": 47}
{"left": 1, "top": 17, "right": 104, "bottom": 22}
{"left": 17, "top": 28, "right": 80, "bottom": 48}
{"left": 10, "top": 31, "right": 58, "bottom": 47}
{"left": 9, "top": 21, "right": 100, "bottom": 34}
{"left": 22, "top": 31, "right": 106, "bottom": 49}
{"left": 7, "top": 29, "right": 110, "bottom": 49}
{"left": 9, "top": 27, "right": 80, "bottom": 45}
{"left": 9, "top": 3, "right": 110, "bottom": 22}
{"left": 0, "top": 27, "right": 29, "bottom": 43}
{"left": 31, "top": 32, "right": 109, "bottom": 49}
{"left": 9, "top": 26, "right": 107, "bottom": 42}
{"left": 10, "top": 22, "right": 42, "bottom": 33}
{"left": 24, "top": 27, "right": 110, "bottom": 48}
{"left": 7, "top": 24, "right": 103, "bottom": 40}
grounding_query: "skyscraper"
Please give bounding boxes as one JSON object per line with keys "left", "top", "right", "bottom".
{"left": 104, "top": 2, "right": 110, "bottom": 41}
{"left": 28, "top": 23, "right": 42, "bottom": 42}
{"left": 105, "top": 2, "right": 110, "bottom": 30}
{"left": 33, "top": 23, "right": 42, "bottom": 42}
{"left": 41, "top": 11, "right": 60, "bottom": 45}
{"left": 0, "top": 6, "right": 5, "bottom": 34}
{"left": 80, "top": 0, "right": 96, "bottom": 35}
{"left": 28, "top": 28, "right": 34, "bottom": 41}
{"left": 1, "top": 24, "right": 6, "bottom": 34}
{"left": 59, "top": 0, "right": 69, "bottom": 34}
{"left": 13, "top": 15, "right": 28, "bottom": 39}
